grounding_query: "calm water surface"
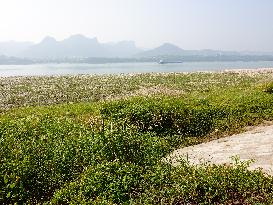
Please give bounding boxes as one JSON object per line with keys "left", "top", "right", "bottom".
{"left": 1, "top": 61, "right": 273, "bottom": 77}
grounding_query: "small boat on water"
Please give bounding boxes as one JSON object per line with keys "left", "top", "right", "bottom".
{"left": 158, "top": 59, "right": 183, "bottom": 64}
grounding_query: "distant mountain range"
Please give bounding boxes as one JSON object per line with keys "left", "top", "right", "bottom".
{"left": 135, "top": 43, "right": 273, "bottom": 57}
{"left": 0, "top": 34, "right": 142, "bottom": 58}
{"left": 21, "top": 34, "right": 142, "bottom": 58}
{"left": 0, "top": 34, "right": 273, "bottom": 59}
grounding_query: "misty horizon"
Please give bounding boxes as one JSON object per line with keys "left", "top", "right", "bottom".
{"left": 1, "top": 0, "right": 273, "bottom": 52}
{"left": 1, "top": 34, "right": 273, "bottom": 54}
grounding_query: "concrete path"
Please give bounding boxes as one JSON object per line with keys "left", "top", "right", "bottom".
{"left": 166, "top": 124, "right": 273, "bottom": 175}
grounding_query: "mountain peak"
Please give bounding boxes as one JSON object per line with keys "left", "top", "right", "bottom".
{"left": 40, "top": 36, "right": 57, "bottom": 44}
{"left": 65, "top": 34, "right": 98, "bottom": 43}
{"left": 136, "top": 42, "right": 184, "bottom": 57}
{"left": 159, "top": 43, "right": 183, "bottom": 50}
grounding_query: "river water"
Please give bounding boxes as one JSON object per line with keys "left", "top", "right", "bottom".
{"left": 1, "top": 61, "right": 273, "bottom": 77}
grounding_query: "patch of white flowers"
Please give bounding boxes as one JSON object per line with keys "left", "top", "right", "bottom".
{"left": 0, "top": 71, "right": 273, "bottom": 110}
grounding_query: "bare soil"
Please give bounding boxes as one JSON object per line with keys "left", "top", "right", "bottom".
{"left": 166, "top": 122, "right": 273, "bottom": 175}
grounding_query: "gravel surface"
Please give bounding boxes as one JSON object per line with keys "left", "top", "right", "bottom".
{"left": 166, "top": 122, "right": 273, "bottom": 175}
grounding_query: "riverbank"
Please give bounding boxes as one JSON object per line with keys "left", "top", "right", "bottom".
{"left": 1, "top": 68, "right": 273, "bottom": 110}
{"left": 1, "top": 69, "right": 273, "bottom": 204}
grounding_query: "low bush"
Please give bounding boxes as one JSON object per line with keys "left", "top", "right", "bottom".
{"left": 0, "top": 116, "right": 97, "bottom": 203}
{"left": 101, "top": 97, "right": 215, "bottom": 137}
{"left": 263, "top": 81, "right": 273, "bottom": 94}
{"left": 101, "top": 92, "right": 273, "bottom": 138}
{"left": 0, "top": 114, "right": 170, "bottom": 203}
{"left": 50, "top": 160, "right": 273, "bottom": 205}
{"left": 136, "top": 160, "right": 273, "bottom": 205}
{"left": 50, "top": 161, "right": 145, "bottom": 204}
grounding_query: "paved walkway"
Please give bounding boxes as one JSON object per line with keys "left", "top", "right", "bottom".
{"left": 166, "top": 123, "right": 273, "bottom": 175}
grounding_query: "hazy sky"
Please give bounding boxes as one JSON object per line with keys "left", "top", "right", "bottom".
{"left": 0, "top": 0, "right": 273, "bottom": 51}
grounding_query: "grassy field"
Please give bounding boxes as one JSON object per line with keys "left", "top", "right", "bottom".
{"left": 1, "top": 71, "right": 273, "bottom": 204}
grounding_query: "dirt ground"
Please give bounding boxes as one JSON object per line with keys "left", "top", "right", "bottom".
{"left": 166, "top": 122, "right": 273, "bottom": 176}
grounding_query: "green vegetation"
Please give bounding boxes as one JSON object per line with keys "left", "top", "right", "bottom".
{"left": 1, "top": 71, "right": 273, "bottom": 204}
{"left": 263, "top": 81, "right": 273, "bottom": 94}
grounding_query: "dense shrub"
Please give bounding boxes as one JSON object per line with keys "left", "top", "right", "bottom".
{"left": 0, "top": 114, "right": 170, "bottom": 203}
{"left": 136, "top": 160, "right": 273, "bottom": 205}
{"left": 50, "top": 160, "right": 273, "bottom": 205}
{"left": 102, "top": 91, "right": 273, "bottom": 136}
{"left": 263, "top": 81, "right": 273, "bottom": 94}
{"left": 50, "top": 161, "right": 145, "bottom": 204}
{"left": 101, "top": 97, "right": 215, "bottom": 137}
{"left": 0, "top": 116, "right": 97, "bottom": 203}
